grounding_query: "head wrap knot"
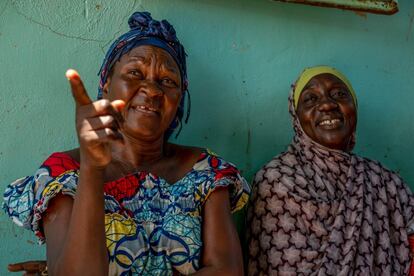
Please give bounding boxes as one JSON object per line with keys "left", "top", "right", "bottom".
{"left": 127, "top": 12, "right": 176, "bottom": 42}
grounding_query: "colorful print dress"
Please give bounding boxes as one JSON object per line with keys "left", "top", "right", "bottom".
{"left": 3, "top": 149, "right": 250, "bottom": 275}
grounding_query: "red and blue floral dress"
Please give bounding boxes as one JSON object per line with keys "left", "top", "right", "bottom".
{"left": 3, "top": 149, "right": 250, "bottom": 275}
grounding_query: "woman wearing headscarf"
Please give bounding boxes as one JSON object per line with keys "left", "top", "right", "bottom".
{"left": 3, "top": 12, "right": 249, "bottom": 275}
{"left": 247, "top": 66, "right": 414, "bottom": 275}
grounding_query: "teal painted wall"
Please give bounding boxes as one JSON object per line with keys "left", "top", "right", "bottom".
{"left": 1, "top": 0, "right": 413, "bottom": 272}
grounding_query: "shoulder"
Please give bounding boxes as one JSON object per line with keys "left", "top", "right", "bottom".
{"left": 5, "top": 149, "right": 80, "bottom": 188}
{"left": 193, "top": 148, "right": 242, "bottom": 176}
{"left": 253, "top": 151, "right": 291, "bottom": 185}
{"left": 167, "top": 143, "right": 241, "bottom": 173}
{"left": 356, "top": 155, "right": 404, "bottom": 182}
{"left": 40, "top": 149, "right": 80, "bottom": 178}
{"left": 3, "top": 149, "right": 79, "bottom": 239}
{"left": 352, "top": 155, "right": 414, "bottom": 209}
{"left": 191, "top": 149, "right": 250, "bottom": 212}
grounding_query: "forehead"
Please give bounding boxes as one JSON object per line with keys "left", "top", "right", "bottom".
{"left": 305, "top": 73, "right": 346, "bottom": 88}
{"left": 117, "top": 45, "right": 180, "bottom": 73}
{"left": 298, "top": 73, "right": 352, "bottom": 104}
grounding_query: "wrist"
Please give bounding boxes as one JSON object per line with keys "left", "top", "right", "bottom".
{"left": 79, "top": 151, "right": 110, "bottom": 171}
{"left": 78, "top": 163, "right": 106, "bottom": 190}
{"left": 80, "top": 162, "right": 107, "bottom": 173}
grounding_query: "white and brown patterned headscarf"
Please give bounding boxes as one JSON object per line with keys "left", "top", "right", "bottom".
{"left": 247, "top": 67, "right": 414, "bottom": 276}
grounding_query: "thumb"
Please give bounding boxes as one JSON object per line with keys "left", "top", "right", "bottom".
{"left": 111, "top": 100, "right": 126, "bottom": 112}
{"left": 109, "top": 100, "right": 126, "bottom": 126}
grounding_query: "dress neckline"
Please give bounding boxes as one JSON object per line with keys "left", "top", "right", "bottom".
{"left": 53, "top": 149, "right": 209, "bottom": 186}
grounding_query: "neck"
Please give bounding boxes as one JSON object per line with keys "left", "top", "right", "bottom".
{"left": 111, "top": 134, "right": 167, "bottom": 168}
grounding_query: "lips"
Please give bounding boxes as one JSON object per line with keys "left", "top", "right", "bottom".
{"left": 131, "top": 104, "right": 160, "bottom": 115}
{"left": 316, "top": 116, "right": 343, "bottom": 129}
{"left": 319, "top": 119, "right": 341, "bottom": 126}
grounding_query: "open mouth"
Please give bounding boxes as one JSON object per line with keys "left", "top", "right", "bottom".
{"left": 319, "top": 119, "right": 341, "bottom": 126}
{"left": 317, "top": 118, "right": 343, "bottom": 129}
{"left": 132, "top": 105, "right": 159, "bottom": 114}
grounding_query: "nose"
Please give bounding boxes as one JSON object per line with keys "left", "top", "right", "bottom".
{"left": 318, "top": 97, "right": 338, "bottom": 111}
{"left": 139, "top": 80, "right": 163, "bottom": 98}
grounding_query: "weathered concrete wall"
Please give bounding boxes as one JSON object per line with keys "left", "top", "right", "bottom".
{"left": 1, "top": 0, "right": 413, "bottom": 272}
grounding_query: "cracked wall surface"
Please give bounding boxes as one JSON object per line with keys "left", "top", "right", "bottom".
{"left": 0, "top": 0, "right": 414, "bottom": 273}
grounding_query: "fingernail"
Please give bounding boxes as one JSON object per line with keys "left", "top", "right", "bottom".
{"left": 65, "top": 69, "right": 77, "bottom": 80}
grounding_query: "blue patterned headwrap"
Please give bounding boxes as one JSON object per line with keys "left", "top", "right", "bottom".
{"left": 98, "top": 11, "right": 190, "bottom": 139}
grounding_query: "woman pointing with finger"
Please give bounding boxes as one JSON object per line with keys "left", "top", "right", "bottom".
{"left": 4, "top": 12, "right": 250, "bottom": 275}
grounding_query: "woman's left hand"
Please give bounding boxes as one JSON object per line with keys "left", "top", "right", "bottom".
{"left": 8, "top": 260, "right": 47, "bottom": 275}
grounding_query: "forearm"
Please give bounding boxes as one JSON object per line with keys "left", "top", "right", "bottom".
{"left": 51, "top": 165, "right": 108, "bottom": 275}
{"left": 196, "top": 188, "right": 244, "bottom": 276}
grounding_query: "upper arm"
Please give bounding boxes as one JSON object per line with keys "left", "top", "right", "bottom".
{"left": 201, "top": 187, "right": 243, "bottom": 275}
{"left": 43, "top": 194, "right": 74, "bottom": 270}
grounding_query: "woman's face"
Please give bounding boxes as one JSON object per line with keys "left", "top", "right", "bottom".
{"left": 296, "top": 73, "right": 357, "bottom": 151}
{"left": 103, "top": 45, "right": 182, "bottom": 140}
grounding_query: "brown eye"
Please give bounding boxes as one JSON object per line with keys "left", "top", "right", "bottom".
{"left": 332, "top": 89, "right": 349, "bottom": 99}
{"left": 129, "top": 69, "right": 143, "bottom": 78}
{"left": 303, "top": 94, "right": 318, "bottom": 104}
{"left": 161, "top": 78, "right": 178, "bottom": 88}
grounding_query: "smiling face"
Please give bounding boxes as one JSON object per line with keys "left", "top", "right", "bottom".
{"left": 296, "top": 73, "right": 357, "bottom": 151}
{"left": 103, "top": 45, "right": 182, "bottom": 140}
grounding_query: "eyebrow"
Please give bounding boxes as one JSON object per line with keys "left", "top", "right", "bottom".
{"left": 303, "top": 83, "right": 317, "bottom": 90}
{"left": 331, "top": 82, "right": 348, "bottom": 88}
{"left": 126, "top": 55, "right": 147, "bottom": 64}
{"left": 161, "top": 63, "right": 180, "bottom": 75}
{"left": 126, "top": 55, "right": 179, "bottom": 75}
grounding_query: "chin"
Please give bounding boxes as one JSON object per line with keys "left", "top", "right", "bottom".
{"left": 313, "top": 131, "right": 341, "bottom": 148}
{"left": 123, "top": 124, "right": 164, "bottom": 140}
{"left": 316, "top": 137, "right": 346, "bottom": 151}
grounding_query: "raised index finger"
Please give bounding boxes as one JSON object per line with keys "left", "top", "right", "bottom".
{"left": 66, "top": 69, "right": 92, "bottom": 106}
